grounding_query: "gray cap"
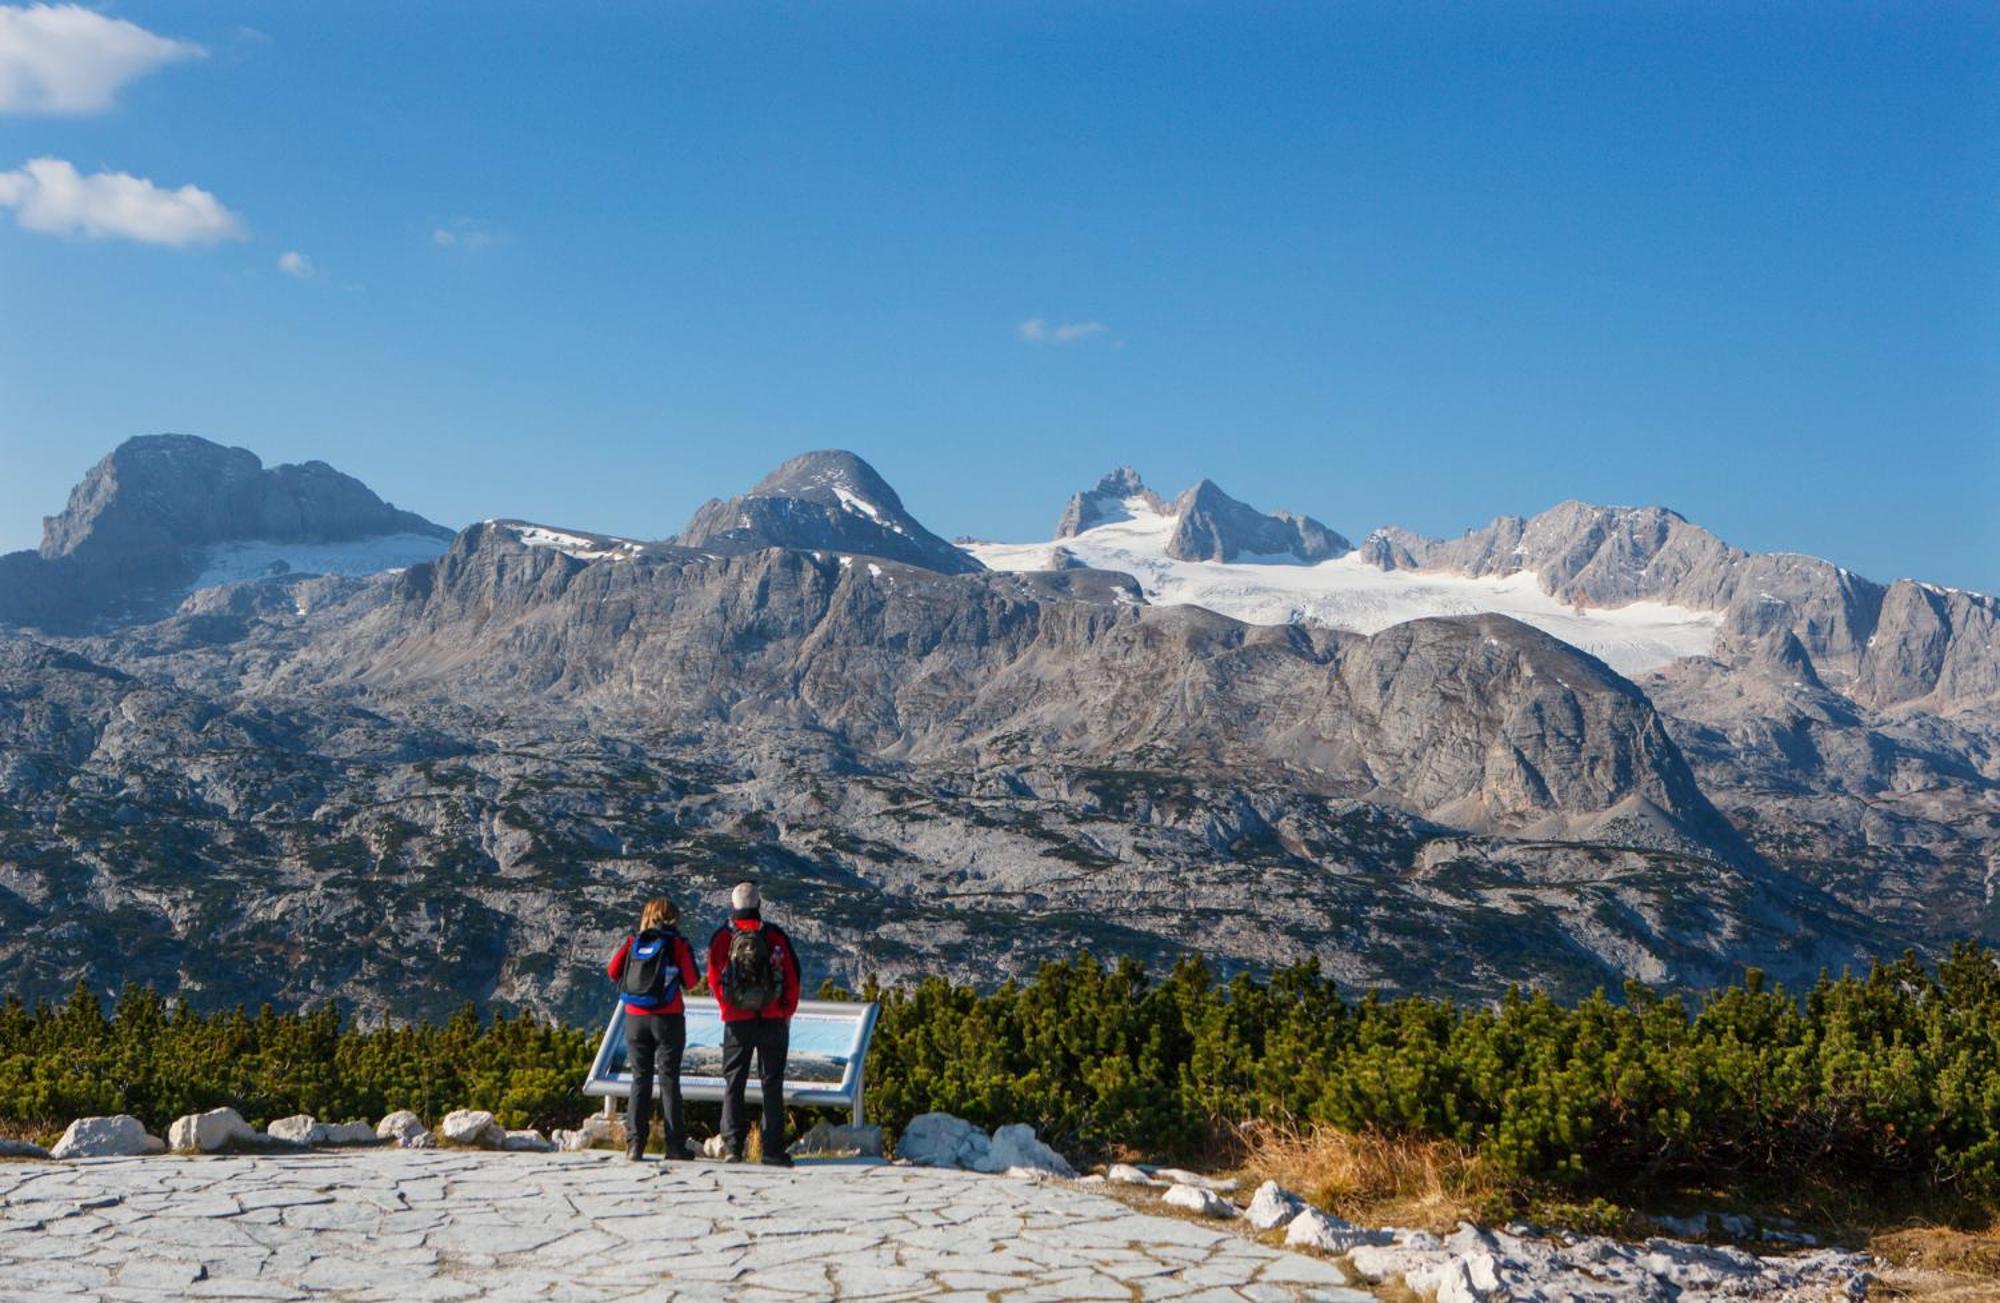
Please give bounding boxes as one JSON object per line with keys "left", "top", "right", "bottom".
{"left": 731, "top": 881, "right": 760, "bottom": 911}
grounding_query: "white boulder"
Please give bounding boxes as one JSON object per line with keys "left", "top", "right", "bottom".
{"left": 896, "top": 1113, "right": 992, "bottom": 1170}
{"left": 555, "top": 1115, "right": 619, "bottom": 1152}
{"left": 1245, "top": 1179, "right": 1308, "bottom": 1230}
{"left": 1286, "top": 1208, "right": 1388, "bottom": 1255}
{"left": 50, "top": 1115, "right": 162, "bottom": 1159}
{"left": 1428, "top": 1250, "right": 1504, "bottom": 1303}
{"left": 502, "top": 1129, "right": 553, "bottom": 1152}
{"left": 700, "top": 1134, "right": 731, "bottom": 1159}
{"left": 976, "top": 1123, "right": 1075, "bottom": 1177}
{"left": 168, "top": 1107, "right": 258, "bottom": 1154}
{"left": 269, "top": 1114, "right": 376, "bottom": 1146}
{"left": 267, "top": 1114, "right": 322, "bottom": 1145}
{"left": 376, "top": 1110, "right": 434, "bottom": 1149}
{"left": 1107, "top": 1162, "right": 1166, "bottom": 1186}
{"left": 1343, "top": 1220, "right": 1872, "bottom": 1302}
{"left": 1153, "top": 1166, "right": 1238, "bottom": 1192}
{"left": 319, "top": 1120, "right": 378, "bottom": 1146}
{"left": 440, "top": 1109, "right": 505, "bottom": 1148}
{"left": 1163, "top": 1183, "right": 1237, "bottom": 1218}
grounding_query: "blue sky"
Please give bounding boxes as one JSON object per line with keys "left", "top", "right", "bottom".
{"left": 2, "top": 2, "right": 1995, "bottom": 590}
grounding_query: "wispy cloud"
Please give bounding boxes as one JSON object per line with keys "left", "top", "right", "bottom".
{"left": 0, "top": 156, "right": 246, "bottom": 246}
{"left": 1018, "top": 317, "right": 1118, "bottom": 346}
{"left": 0, "top": 4, "right": 201, "bottom": 114}
{"left": 277, "top": 249, "right": 315, "bottom": 279}
{"left": 431, "top": 218, "right": 499, "bottom": 250}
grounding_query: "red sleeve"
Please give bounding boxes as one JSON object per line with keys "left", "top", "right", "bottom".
{"left": 607, "top": 935, "right": 633, "bottom": 983}
{"left": 776, "top": 925, "right": 802, "bottom": 1018}
{"left": 706, "top": 929, "right": 738, "bottom": 1017}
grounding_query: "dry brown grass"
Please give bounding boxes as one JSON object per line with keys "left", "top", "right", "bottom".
{"left": 1224, "top": 1120, "right": 1492, "bottom": 1232}
{"left": 0, "top": 1119, "right": 56, "bottom": 1147}
{"left": 1869, "top": 1226, "right": 2000, "bottom": 1300}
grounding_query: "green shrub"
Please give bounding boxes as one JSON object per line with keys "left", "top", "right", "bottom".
{"left": 3, "top": 943, "right": 1997, "bottom": 1208}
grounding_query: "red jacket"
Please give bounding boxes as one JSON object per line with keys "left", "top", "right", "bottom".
{"left": 607, "top": 930, "right": 698, "bottom": 1017}
{"left": 705, "top": 918, "right": 801, "bottom": 1022}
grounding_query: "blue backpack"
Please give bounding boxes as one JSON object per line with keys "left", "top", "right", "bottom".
{"left": 619, "top": 929, "right": 683, "bottom": 1009}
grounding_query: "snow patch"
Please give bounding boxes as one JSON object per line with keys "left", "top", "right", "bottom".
{"left": 966, "top": 497, "right": 1720, "bottom": 676}
{"left": 502, "top": 524, "right": 644, "bottom": 561}
{"left": 190, "top": 533, "right": 451, "bottom": 592}
{"left": 833, "top": 486, "right": 880, "bottom": 519}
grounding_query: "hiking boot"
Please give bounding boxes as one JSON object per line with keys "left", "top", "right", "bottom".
{"left": 625, "top": 1143, "right": 646, "bottom": 1162}
{"left": 669, "top": 1142, "right": 698, "bottom": 1161}
{"left": 721, "top": 1147, "right": 744, "bottom": 1164}
{"left": 761, "top": 1151, "right": 794, "bottom": 1168}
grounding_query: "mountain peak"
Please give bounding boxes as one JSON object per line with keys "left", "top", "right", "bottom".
{"left": 678, "top": 450, "right": 982, "bottom": 575}
{"left": 1054, "top": 467, "right": 1169, "bottom": 538}
{"left": 3, "top": 433, "right": 452, "bottom": 634}
{"left": 1164, "top": 478, "right": 1349, "bottom": 563}
{"left": 748, "top": 450, "right": 905, "bottom": 516}
{"left": 41, "top": 433, "right": 449, "bottom": 560}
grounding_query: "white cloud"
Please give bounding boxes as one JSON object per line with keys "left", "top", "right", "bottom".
{"left": 431, "top": 218, "right": 497, "bottom": 250}
{"left": 1053, "top": 321, "right": 1107, "bottom": 343}
{"left": 0, "top": 156, "right": 246, "bottom": 246}
{"left": 1018, "top": 317, "right": 1115, "bottom": 346}
{"left": 0, "top": 4, "right": 201, "bottom": 114}
{"left": 277, "top": 249, "right": 315, "bottom": 279}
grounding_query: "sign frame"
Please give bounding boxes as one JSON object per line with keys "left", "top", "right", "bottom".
{"left": 583, "top": 996, "right": 883, "bottom": 1125}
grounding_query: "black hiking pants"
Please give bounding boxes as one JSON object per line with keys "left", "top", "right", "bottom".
{"left": 719, "top": 1017, "right": 788, "bottom": 1156}
{"left": 624, "top": 1012, "right": 686, "bottom": 1154}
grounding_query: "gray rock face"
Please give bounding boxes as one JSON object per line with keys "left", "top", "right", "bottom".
{"left": 677, "top": 450, "right": 982, "bottom": 575}
{"left": 1367, "top": 499, "right": 2000, "bottom": 714}
{"left": 40, "top": 434, "right": 445, "bottom": 559}
{"left": 1356, "top": 525, "right": 1432, "bottom": 570}
{"left": 1055, "top": 467, "right": 1169, "bottom": 537}
{"left": 1164, "top": 479, "right": 1349, "bottom": 563}
{"left": 0, "top": 434, "right": 450, "bottom": 634}
{"left": 323, "top": 526, "right": 1722, "bottom": 842}
{"left": 1407, "top": 501, "right": 1744, "bottom": 610}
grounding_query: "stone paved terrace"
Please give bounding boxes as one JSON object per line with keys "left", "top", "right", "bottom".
{"left": 0, "top": 1150, "right": 1369, "bottom": 1301}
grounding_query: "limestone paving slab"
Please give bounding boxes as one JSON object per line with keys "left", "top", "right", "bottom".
{"left": 0, "top": 1151, "right": 1370, "bottom": 1301}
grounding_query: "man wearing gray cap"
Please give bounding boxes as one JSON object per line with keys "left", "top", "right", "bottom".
{"left": 705, "top": 881, "right": 803, "bottom": 1165}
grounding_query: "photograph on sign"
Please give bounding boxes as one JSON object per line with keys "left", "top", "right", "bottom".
{"left": 585, "top": 998, "right": 880, "bottom": 1106}
{"left": 605, "top": 1008, "right": 863, "bottom": 1085}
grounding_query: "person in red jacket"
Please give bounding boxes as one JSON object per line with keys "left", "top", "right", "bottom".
{"left": 607, "top": 896, "right": 699, "bottom": 1162}
{"left": 705, "top": 881, "right": 802, "bottom": 1165}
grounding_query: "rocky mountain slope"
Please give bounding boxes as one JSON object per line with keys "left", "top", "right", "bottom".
{"left": 0, "top": 435, "right": 452, "bottom": 633}
{"left": 1360, "top": 498, "right": 2000, "bottom": 714}
{"left": 0, "top": 437, "right": 1989, "bottom": 1023}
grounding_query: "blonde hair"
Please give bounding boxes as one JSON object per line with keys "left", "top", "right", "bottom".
{"left": 639, "top": 896, "right": 677, "bottom": 931}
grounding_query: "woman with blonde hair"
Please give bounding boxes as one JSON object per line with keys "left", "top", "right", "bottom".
{"left": 607, "top": 895, "right": 698, "bottom": 1161}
